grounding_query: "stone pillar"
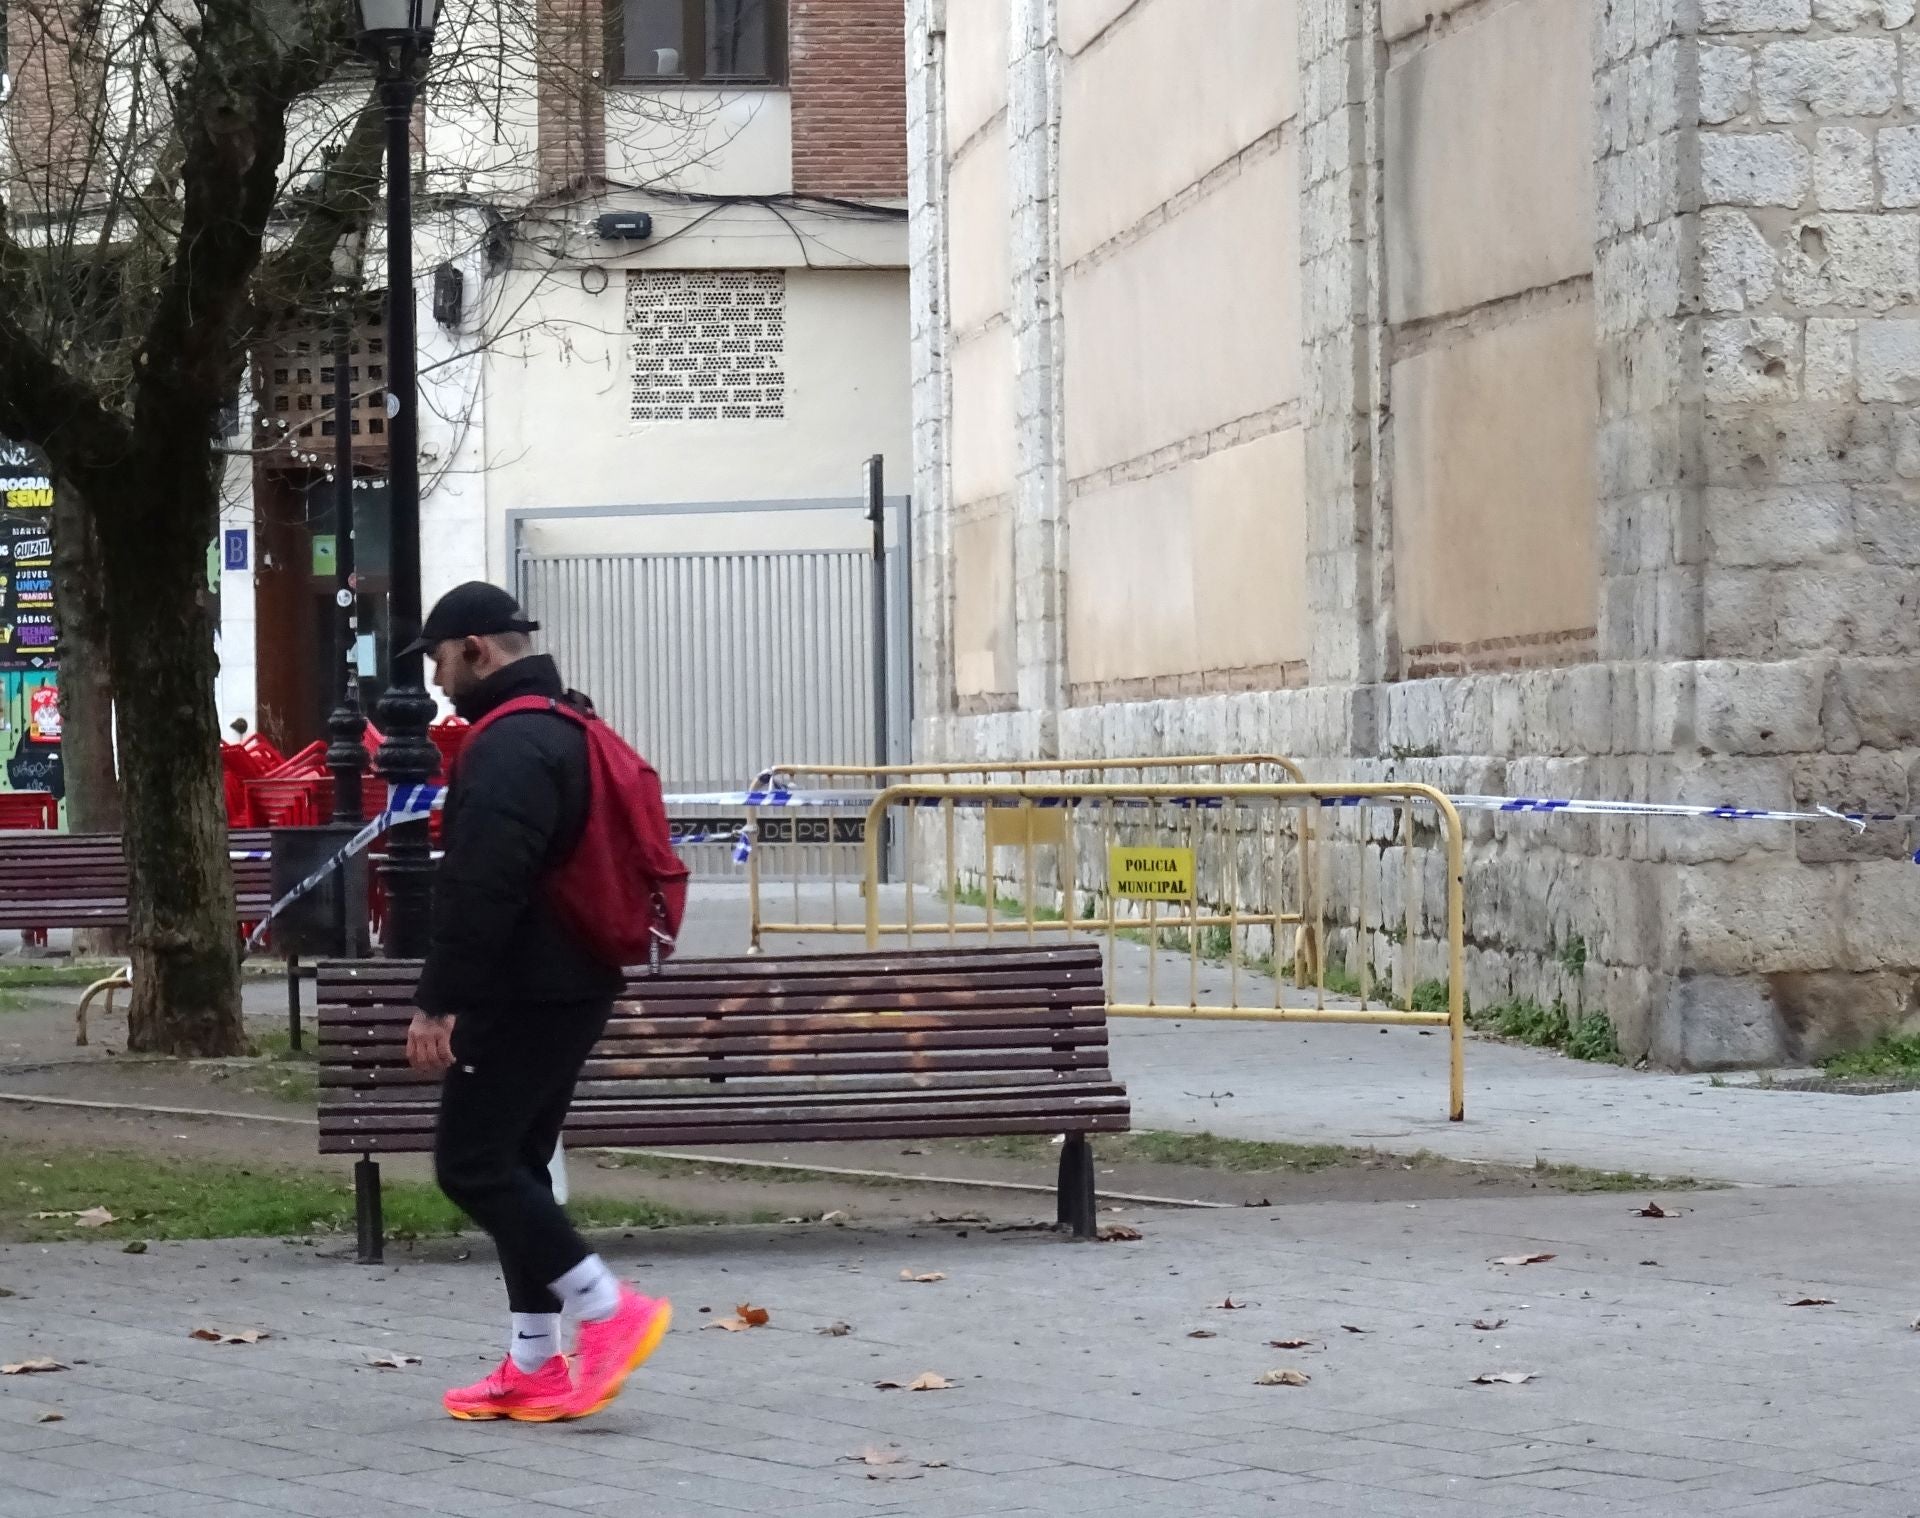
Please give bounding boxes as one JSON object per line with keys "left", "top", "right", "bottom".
{"left": 1298, "top": 0, "right": 1391, "bottom": 750}
{"left": 906, "top": 0, "right": 956, "bottom": 732}
{"left": 1602, "top": 0, "right": 1920, "bottom": 1065}
{"left": 1007, "top": 0, "right": 1066, "bottom": 738}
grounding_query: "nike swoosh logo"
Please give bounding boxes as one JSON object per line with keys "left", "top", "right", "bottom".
{"left": 516, "top": 1333, "right": 544, "bottom": 1340}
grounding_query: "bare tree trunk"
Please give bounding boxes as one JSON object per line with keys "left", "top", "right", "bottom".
{"left": 98, "top": 476, "right": 240, "bottom": 1056}
{"left": 52, "top": 476, "right": 126, "bottom": 958}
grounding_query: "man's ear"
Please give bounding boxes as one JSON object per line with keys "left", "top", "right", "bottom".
{"left": 463, "top": 635, "right": 487, "bottom": 666}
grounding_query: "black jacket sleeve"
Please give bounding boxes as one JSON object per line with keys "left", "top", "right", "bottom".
{"left": 414, "top": 718, "right": 563, "bottom": 1017}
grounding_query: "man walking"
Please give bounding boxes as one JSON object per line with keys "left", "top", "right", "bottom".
{"left": 402, "top": 582, "right": 677, "bottom": 1422}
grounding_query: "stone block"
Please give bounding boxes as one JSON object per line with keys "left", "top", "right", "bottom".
{"left": 1675, "top": 860, "right": 1844, "bottom": 976}
{"left": 1877, "top": 125, "right": 1920, "bottom": 208}
{"left": 1701, "top": 0, "right": 1811, "bottom": 26}
{"left": 1705, "top": 405, "right": 1892, "bottom": 486}
{"left": 1703, "top": 484, "right": 1851, "bottom": 566}
{"left": 1791, "top": 753, "right": 1911, "bottom": 862}
{"left": 1772, "top": 970, "right": 1920, "bottom": 1064}
{"left": 1701, "top": 210, "right": 1778, "bottom": 311}
{"left": 1828, "top": 658, "right": 1920, "bottom": 745}
{"left": 1841, "top": 859, "right": 1920, "bottom": 968}
{"left": 1702, "top": 316, "right": 1801, "bottom": 402}
{"left": 1658, "top": 755, "right": 1797, "bottom": 862}
{"left": 1897, "top": 412, "right": 1920, "bottom": 477}
{"left": 1650, "top": 974, "right": 1788, "bottom": 1068}
{"left": 1756, "top": 40, "right": 1897, "bottom": 121}
{"left": 1814, "top": 127, "right": 1874, "bottom": 210}
{"left": 1700, "top": 45, "right": 1754, "bottom": 127}
{"left": 1704, "top": 567, "right": 1779, "bottom": 656}
{"left": 1854, "top": 486, "right": 1920, "bottom": 563}
{"left": 1805, "top": 319, "right": 1856, "bottom": 400}
{"left": 1693, "top": 658, "right": 1828, "bottom": 754}
{"left": 1814, "top": 0, "right": 1917, "bottom": 23}
{"left": 1781, "top": 214, "right": 1920, "bottom": 311}
{"left": 1701, "top": 132, "right": 1811, "bottom": 208}
{"left": 1858, "top": 321, "right": 1920, "bottom": 400}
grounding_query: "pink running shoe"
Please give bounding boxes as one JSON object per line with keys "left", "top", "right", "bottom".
{"left": 443, "top": 1355, "right": 574, "bottom": 1422}
{"left": 564, "top": 1286, "right": 672, "bottom": 1418}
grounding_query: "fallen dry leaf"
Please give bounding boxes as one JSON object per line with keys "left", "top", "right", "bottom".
{"left": 924, "top": 1459, "right": 949, "bottom": 1469}
{"left": 367, "top": 1353, "right": 421, "bottom": 1369}
{"left": 1213, "top": 1296, "right": 1251, "bottom": 1310}
{"left": 899, "top": 1271, "right": 946, "bottom": 1284}
{"left": 1634, "top": 1202, "right": 1673, "bottom": 1219}
{"left": 845, "top": 1448, "right": 904, "bottom": 1467}
{"left": 1186, "top": 1329, "right": 1217, "bottom": 1340}
{"left": 1471, "top": 1319, "right": 1508, "bottom": 1332}
{"left": 1492, "top": 1253, "right": 1556, "bottom": 1267}
{"left": 1, "top": 1359, "right": 65, "bottom": 1375}
{"left": 874, "top": 1372, "right": 952, "bottom": 1392}
{"left": 1473, "top": 1371, "right": 1536, "bottom": 1386}
{"left": 1254, "top": 1369, "right": 1311, "bottom": 1387}
{"left": 73, "top": 1208, "right": 114, "bottom": 1229}
{"left": 818, "top": 1322, "right": 854, "bottom": 1337}
{"left": 1097, "top": 1224, "right": 1142, "bottom": 1243}
{"left": 735, "top": 1304, "right": 771, "bottom": 1327}
{"left": 819, "top": 1210, "right": 849, "bottom": 1225}
{"left": 34, "top": 1411, "right": 62, "bottom": 1423}
{"left": 1268, "top": 1338, "right": 1314, "bottom": 1350}
{"left": 189, "top": 1328, "right": 268, "bottom": 1345}
{"left": 122, "top": 1241, "right": 147, "bottom": 1255}
{"left": 1339, "top": 1325, "right": 1368, "bottom": 1335}
{"left": 1787, "top": 1297, "right": 1835, "bottom": 1308}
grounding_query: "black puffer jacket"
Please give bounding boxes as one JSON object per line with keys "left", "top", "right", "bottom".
{"left": 414, "top": 655, "right": 623, "bottom": 1018}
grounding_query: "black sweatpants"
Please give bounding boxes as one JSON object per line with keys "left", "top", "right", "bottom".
{"left": 433, "top": 1000, "right": 613, "bottom": 1314}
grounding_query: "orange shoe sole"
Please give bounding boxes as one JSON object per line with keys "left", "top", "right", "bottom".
{"left": 445, "top": 1401, "right": 574, "bottom": 1423}
{"left": 571, "top": 1299, "right": 673, "bottom": 1419}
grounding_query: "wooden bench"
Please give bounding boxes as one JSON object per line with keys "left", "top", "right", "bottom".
{"left": 0, "top": 831, "right": 277, "bottom": 1044}
{"left": 317, "top": 944, "right": 1131, "bottom": 1261}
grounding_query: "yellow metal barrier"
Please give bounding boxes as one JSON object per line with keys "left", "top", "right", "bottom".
{"left": 859, "top": 782, "right": 1468, "bottom": 1122}
{"left": 746, "top": 755, "right": 1315, "bottom": 959}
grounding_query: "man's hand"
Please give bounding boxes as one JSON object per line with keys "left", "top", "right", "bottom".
{"left": 407, "top": 1012, "right": 457, "bottom": 1074}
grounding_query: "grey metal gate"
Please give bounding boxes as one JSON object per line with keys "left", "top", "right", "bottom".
{"left": 514, "top": 504, "right": 910, "bottom": 875}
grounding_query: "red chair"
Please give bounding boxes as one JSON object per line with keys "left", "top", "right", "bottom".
{"left": 244, "top": 777, "right": 327, "bottom": 828}
{"left": 429, "top": 717, "right": 468, "bottom": 779}
{"left": 266, "top": 741, "right": 328, "bottom": 780}
{"left": 0, "top": 792, "right": 58, "bottom": 831}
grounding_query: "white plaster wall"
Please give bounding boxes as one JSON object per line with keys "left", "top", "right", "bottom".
{"left": 605, "top": 87, "right": 794, "bottom": 195}
{"left": 479, "top": 264, "right": 911, "bottom": 578}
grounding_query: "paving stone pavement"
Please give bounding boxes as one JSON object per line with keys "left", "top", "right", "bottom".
{"left": 684, "top": 884, "right": 1920, "bottom": 1189}
{"left": 7, "top": 1184, "right": 1920, "bottom": 1517}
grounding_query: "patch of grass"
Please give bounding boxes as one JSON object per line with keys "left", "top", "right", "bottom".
{"left": 1822, "top": 1034, "right": 1920, "bottom": 1079}
{"left": 0, "top": 962, "right": 127, "bottom": 988}
{"left": 1410, "top": 979, "right": 1456, "bottom": 1014}
{"left": 203, "top": 1026, "right": 319, "bottom": 1105}
{"left": 0, "top": 1146, "right": 702, "bottom": 1243}
{"left": 1531, "top": 1160, "right": 1699, "bottom": 1194}
{"left": 948, "top": 883, "right": 1066, "bottom": 924}
{"left": 1468, "top": 998, "right": 1622, "bottom": 1064}
{"left": 1558, "top": 936, "right": 1589, "bottom": 976}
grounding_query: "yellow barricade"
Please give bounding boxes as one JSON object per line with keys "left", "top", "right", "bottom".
{"left": 859, "top": 782, "right": 1468, "bottom": 1123}
{"left": 746, "top": 755, "right": 1316, "bottom": 965}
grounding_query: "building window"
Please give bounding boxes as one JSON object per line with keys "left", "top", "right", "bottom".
{"left": 612, "top": 0, "right": 787, "bottom": 84}
{"left": 627, "top": 269, "right": 786, "bottom": 423}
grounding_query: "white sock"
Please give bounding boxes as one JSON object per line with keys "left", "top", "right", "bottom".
{"left": 509, "top": 1312, "right": 561, "bottom": 1372}
{"left": 550, "top": 1255, "right": 622, "bottom": 1323}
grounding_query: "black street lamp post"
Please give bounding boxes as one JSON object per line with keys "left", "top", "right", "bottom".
{"left": 358, "top": 0, "right": 439, "bottom": 958}
{"left": 327, "top": 255, "right": 368, "bottom": 833}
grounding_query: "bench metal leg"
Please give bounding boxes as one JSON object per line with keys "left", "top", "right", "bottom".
{"left": 286, "top": 953, "right": 302, "bottom": 1053}
{"left": 355, "top": 1158, "right": 384, "bottom": 1264}
{"left": 1057, "top": 1133, "right": 1096, "bottom": 1240}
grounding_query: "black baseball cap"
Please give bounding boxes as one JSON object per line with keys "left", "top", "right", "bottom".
{"left": 398, "top": 581, "right": 540, "bottom": 659}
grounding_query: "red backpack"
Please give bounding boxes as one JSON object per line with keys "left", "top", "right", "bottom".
{"left": 463, "top": 696, "right": 689, "bottom": 970}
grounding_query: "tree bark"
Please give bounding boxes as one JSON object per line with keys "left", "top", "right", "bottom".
{"left": 98, "top": 471, "right": 240, "bottom": 1056}
{"left": 51, "top": 476, "right": 127, "bottom": 958}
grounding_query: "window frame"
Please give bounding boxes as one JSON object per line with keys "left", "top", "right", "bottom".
{"left": 606, "top": 0, "right": 789, "bottom": 87}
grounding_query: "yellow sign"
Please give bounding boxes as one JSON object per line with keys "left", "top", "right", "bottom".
{"left": 1108, "top": 846, "right": 1195, "bottom": 901}
{"left": 985, "top": 804, "right": 1068, "bottom": 850}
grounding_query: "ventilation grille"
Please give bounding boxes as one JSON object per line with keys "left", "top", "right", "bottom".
{"left": 627, "top": 269, "right": 787, "bottom": 423}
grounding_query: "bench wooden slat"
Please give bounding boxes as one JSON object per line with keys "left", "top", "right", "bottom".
{"left": 322, "top": 1110, "right": 1131, "bottom": 1154}
{"left": 322, "top": 1029, "right": 1109, "bottom": 1067}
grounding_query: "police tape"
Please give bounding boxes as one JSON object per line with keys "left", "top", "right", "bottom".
{"left": 240, "top": 776, "right": 1912, "bottom": 953}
